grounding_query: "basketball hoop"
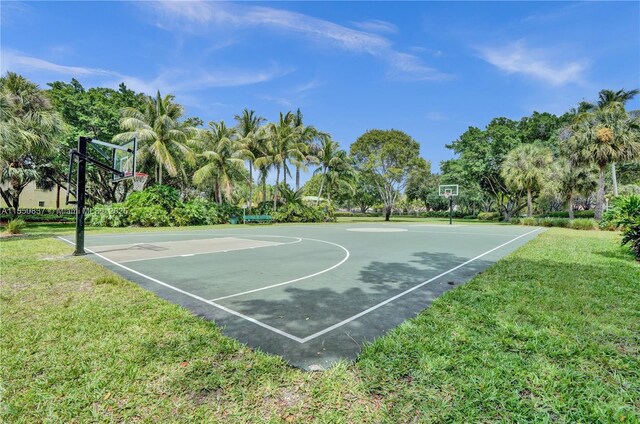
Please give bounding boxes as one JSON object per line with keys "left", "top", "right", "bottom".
{"left": 132, "top": 172, "right": 148, "bottom": 191}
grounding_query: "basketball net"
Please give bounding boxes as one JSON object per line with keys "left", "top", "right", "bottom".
{"left": 132, "top": 172, "right": 148, "bottom": 191}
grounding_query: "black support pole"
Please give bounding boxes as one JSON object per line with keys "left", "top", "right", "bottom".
{"left": 74, "top": 137, "right": 89, "bottom": 255}
{"left": 448, "top": 195, "right": 453, "bottom": 226}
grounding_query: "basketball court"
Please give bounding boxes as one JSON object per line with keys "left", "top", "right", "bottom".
{"left": 58, "top": 223, "right": 542, "bottom": 370}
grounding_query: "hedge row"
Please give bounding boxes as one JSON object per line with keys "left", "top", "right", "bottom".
{"left": 87, "top": 185, "right": 333, "bottom": 227}
{"left": 511, "top": 217, "right": 598, "bottom": 230}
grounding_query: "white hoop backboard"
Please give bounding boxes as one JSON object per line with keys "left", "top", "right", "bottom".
{"left": 112, "top": 138, "right": 137, "bottom": 183}
{"left": 439, "top": 184, "right": 459, "bottom": 197}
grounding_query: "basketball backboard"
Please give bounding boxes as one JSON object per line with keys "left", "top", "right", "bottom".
{"left": 438, "top": 184, "right": 459, "bottom": 197}
{"left": 112, "top": 138, "right": 137, "bottom": 182}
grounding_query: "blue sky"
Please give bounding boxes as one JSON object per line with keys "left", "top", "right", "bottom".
{"left": 2, "top": 1, "right": 639, "bottom": 181}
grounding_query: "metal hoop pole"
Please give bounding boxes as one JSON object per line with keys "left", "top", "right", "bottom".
{"left": 74, "top": 137, "right": 88, "bottom": 255}
{"left": 448, "top": 195, "right": 453, "bottom": 226}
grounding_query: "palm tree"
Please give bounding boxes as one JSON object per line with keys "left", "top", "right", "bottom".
{"left": 595, "top": 89, "right": 639, "bottom": 195}
{"left": 264, "top": 112, "right": 305, "bottom": 210}
{"left": 501, "top": 144, "right": 553, "bottom": 217}
{"left": 555, "top": 159, "right": 597, "bottom": 219}
{"left": 290, "top": 108, "right": 320, "bottom": 191}
{"left": 313, "top": 135, "right": 353, "bottom": 205}
{"left": 193, "top": 121, "right": 244, "bottom": 204}
{"left": 0, "top": 72, "right": 62, "bottom": 216}
{"left": 568, "top": 104, "right": 640, "bottom": 219}
{"left": 114, "top": 91, "right": 195, "bottom": 185}
{"left": 234, "top": 109, "right": 266, "bottom": 212}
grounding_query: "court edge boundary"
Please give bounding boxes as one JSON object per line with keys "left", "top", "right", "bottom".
{"left": 57, "top": 227, "right": 541, "bottom": 344}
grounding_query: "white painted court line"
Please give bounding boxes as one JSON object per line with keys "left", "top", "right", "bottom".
{"left": 297, "top": 227, "right": 542, "bottom": 343}
{"left": 118, "top": 237, "right": 302, "bottom": 264}
{"left": 57, "top": 237, "right": 305, "bottom": 343}
{"left": 210, "top": 238, "right": 350, "bottom": 302}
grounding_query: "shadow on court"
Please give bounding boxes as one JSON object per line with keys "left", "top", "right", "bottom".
{"left": 206, "top": 252, "right": 493, "bottom": 369}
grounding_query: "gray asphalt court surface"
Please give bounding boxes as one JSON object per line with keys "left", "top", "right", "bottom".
{"left": 59, "top": 223, "right": 543, "bottom": 370}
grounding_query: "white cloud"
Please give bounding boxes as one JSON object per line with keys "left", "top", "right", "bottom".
{"left": 478, "top": 40, "right": 587, "bottom": 86}
{"left": 1, "top": 49, "right": 291, "bottom": 95}
{"left": 145, "top": 1, "right": 450, "bottom": 82}
{"left": 351, "top": 19, "right": 398, "bottom": 34}
{"left": 425, "top": 112, "right": 447, "bottom": 121}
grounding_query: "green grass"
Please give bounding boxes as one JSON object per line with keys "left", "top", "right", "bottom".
{"left": 1, "top": 226, "right": 638, "bottom": 422}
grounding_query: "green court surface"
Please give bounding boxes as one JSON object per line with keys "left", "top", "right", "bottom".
{"left": 59, "top": 223, "right": 542, "bottom": 370}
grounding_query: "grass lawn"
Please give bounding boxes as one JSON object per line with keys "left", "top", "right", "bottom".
{"left": 1, "top": 226, "right": 638, "bottom": 422}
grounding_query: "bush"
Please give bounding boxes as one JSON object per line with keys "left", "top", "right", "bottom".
{"left": 540, "top": 210, "right": 594, "bottom": 219}
{"left": 621, "top": 225, "right": 640, "bottom": 261}
{"left": 602, "top": 195, "right": 640, "bottom": 261}
{"left": 569, "top": 219, "right": 597, "bottom": 231}
{"left": 537, "top": 217, "right": 570, "bottom": 228}
{"left": 510, "top": 217, "right": 521, "bottom": 225}
{"left": 477, "top": 212, "right": 499, "bottom": 221}
{"left": 125, "top": 185, "right": 180, "bottom": 212}
{"left": 170, "top": 198, "right": 212, "bottom": 226}
{"left": 87, "top": 204, "right": 129, "bottom": 227}
{"left": 521, "top": 217, "right": 537, "bottom": 226}
{"left": 5, "top": 218, "right": 26, "bottom": 234}
{"left": 600, "top": 195, "right": 640, "bottom": 229}
{"left": 462, "top": 214, "right": 478, "bottom": 220}
{"left": 273, "top": 203, "right": 328, "bottom": 223}
{"left": 128, "top": 205, "right": 169, "bottom": 227}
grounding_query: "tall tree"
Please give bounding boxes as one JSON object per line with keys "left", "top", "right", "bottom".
{"left": 290, "top": 108, "right": 320, "bottom": 191}
{"left": 46, "top": 79, "right": 147, "bottom": 203}
{"left": 0, "top": 72, "right": 63, "bottom": 216}
{"left": 234, "top": 109, "right": 266, "bottom": 212}
{"left": 114, "top": 91, "right": 195, "bottom": 185}
{"left": 264, "top": 112, "right": 304, "bottom": 210}
{"left": 567, "top": 101, "right": 640, "bottom": 219}
{"left": 594, "top": 89, "right": 639, "bottom": 195}
{"left": 193, "top": 121, "right": 244, "bottom": 204}
{"left": 501, "top": 144, "right": 553, "bottom": 217}
{"left": 554, "top": 159, "right": 597, "bottom": 219}
{"left": 351, "top": 129, "right": 422, "bottom": 221}
{"left": 313, "top": 135, "right": 354, "bottom": 204}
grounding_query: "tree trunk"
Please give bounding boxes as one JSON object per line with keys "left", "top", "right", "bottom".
{"left": 316, "top": 175, "right": 325, "bottom": 206}
{"left": 158, "top": 165, "right": 163, "bottom": 185}
{"left": 594, "top": 165, "right": 606, "bottom": 220}
{"left": 384, "top": 206, "right": 391, "bottom": 221}
{"left": 273, "top": 166, "right": 280, "bottom": 211}
{"left": 262, "top": 178, "right": 267, "bottom": 207}
{"left": 526, "top": 189, "right": 533, "bottom": 217}
{"left": 56, "top": 185, "right": 61, "bottom": 209}
{"left": 248, "top": 162, "right": 253, "bottom": 213}
{"left": 611, "top": 162, "right": 618, "bottom": 197}
{"left": 296, "top": 166, "right": 300, "bottom": 191}
{"left": 568, "top": 194, "right": 574, "bottom": 220}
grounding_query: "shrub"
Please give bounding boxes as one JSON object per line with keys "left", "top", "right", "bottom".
{"left": 602, "top": 195, "right": 640, "bottom": 261}
{"left": 537, "top": 217, "right": 570, "bottom": 228}
{"left": 521, "top": 217, "right": 537, "bottom": 226}
{"left": 477, "top": 212, "right": 499, "bottom": 221}
{"left": 5, "top": 218, "right": 26, "bottom": 234}
{"left": 87, "top": 204, "right": 129, "bottom": 227}
{"left": 569, "top": 219, "right": 597, "bottom": 231}
{"left": 125, "top": 185, "right": 180, "bottom": 213}
{"left": 621, "top": 225, "right": 640, "bottom": 261}
{"left": 463, "top": 214, "right": 478, "bottom": 220}
{"left": 211, "top": 202, "right": 243, "bottom": 224}
{"left": 273, "top": 203, "right": 320, "bottom": 223}
{"left": 600, "top": 195, "right": 640, "bottom": 229}
{"left": 540, "top": 210, "right": 594, "bottom": 219}
{"left": 170, "top": 198, "right": 212, "bottom": 226}
{"left": 510, "top": 217, "right": 521, "bottom": 225}
{"left": 128, "top": 205, "right": 169, "bottom": 227}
